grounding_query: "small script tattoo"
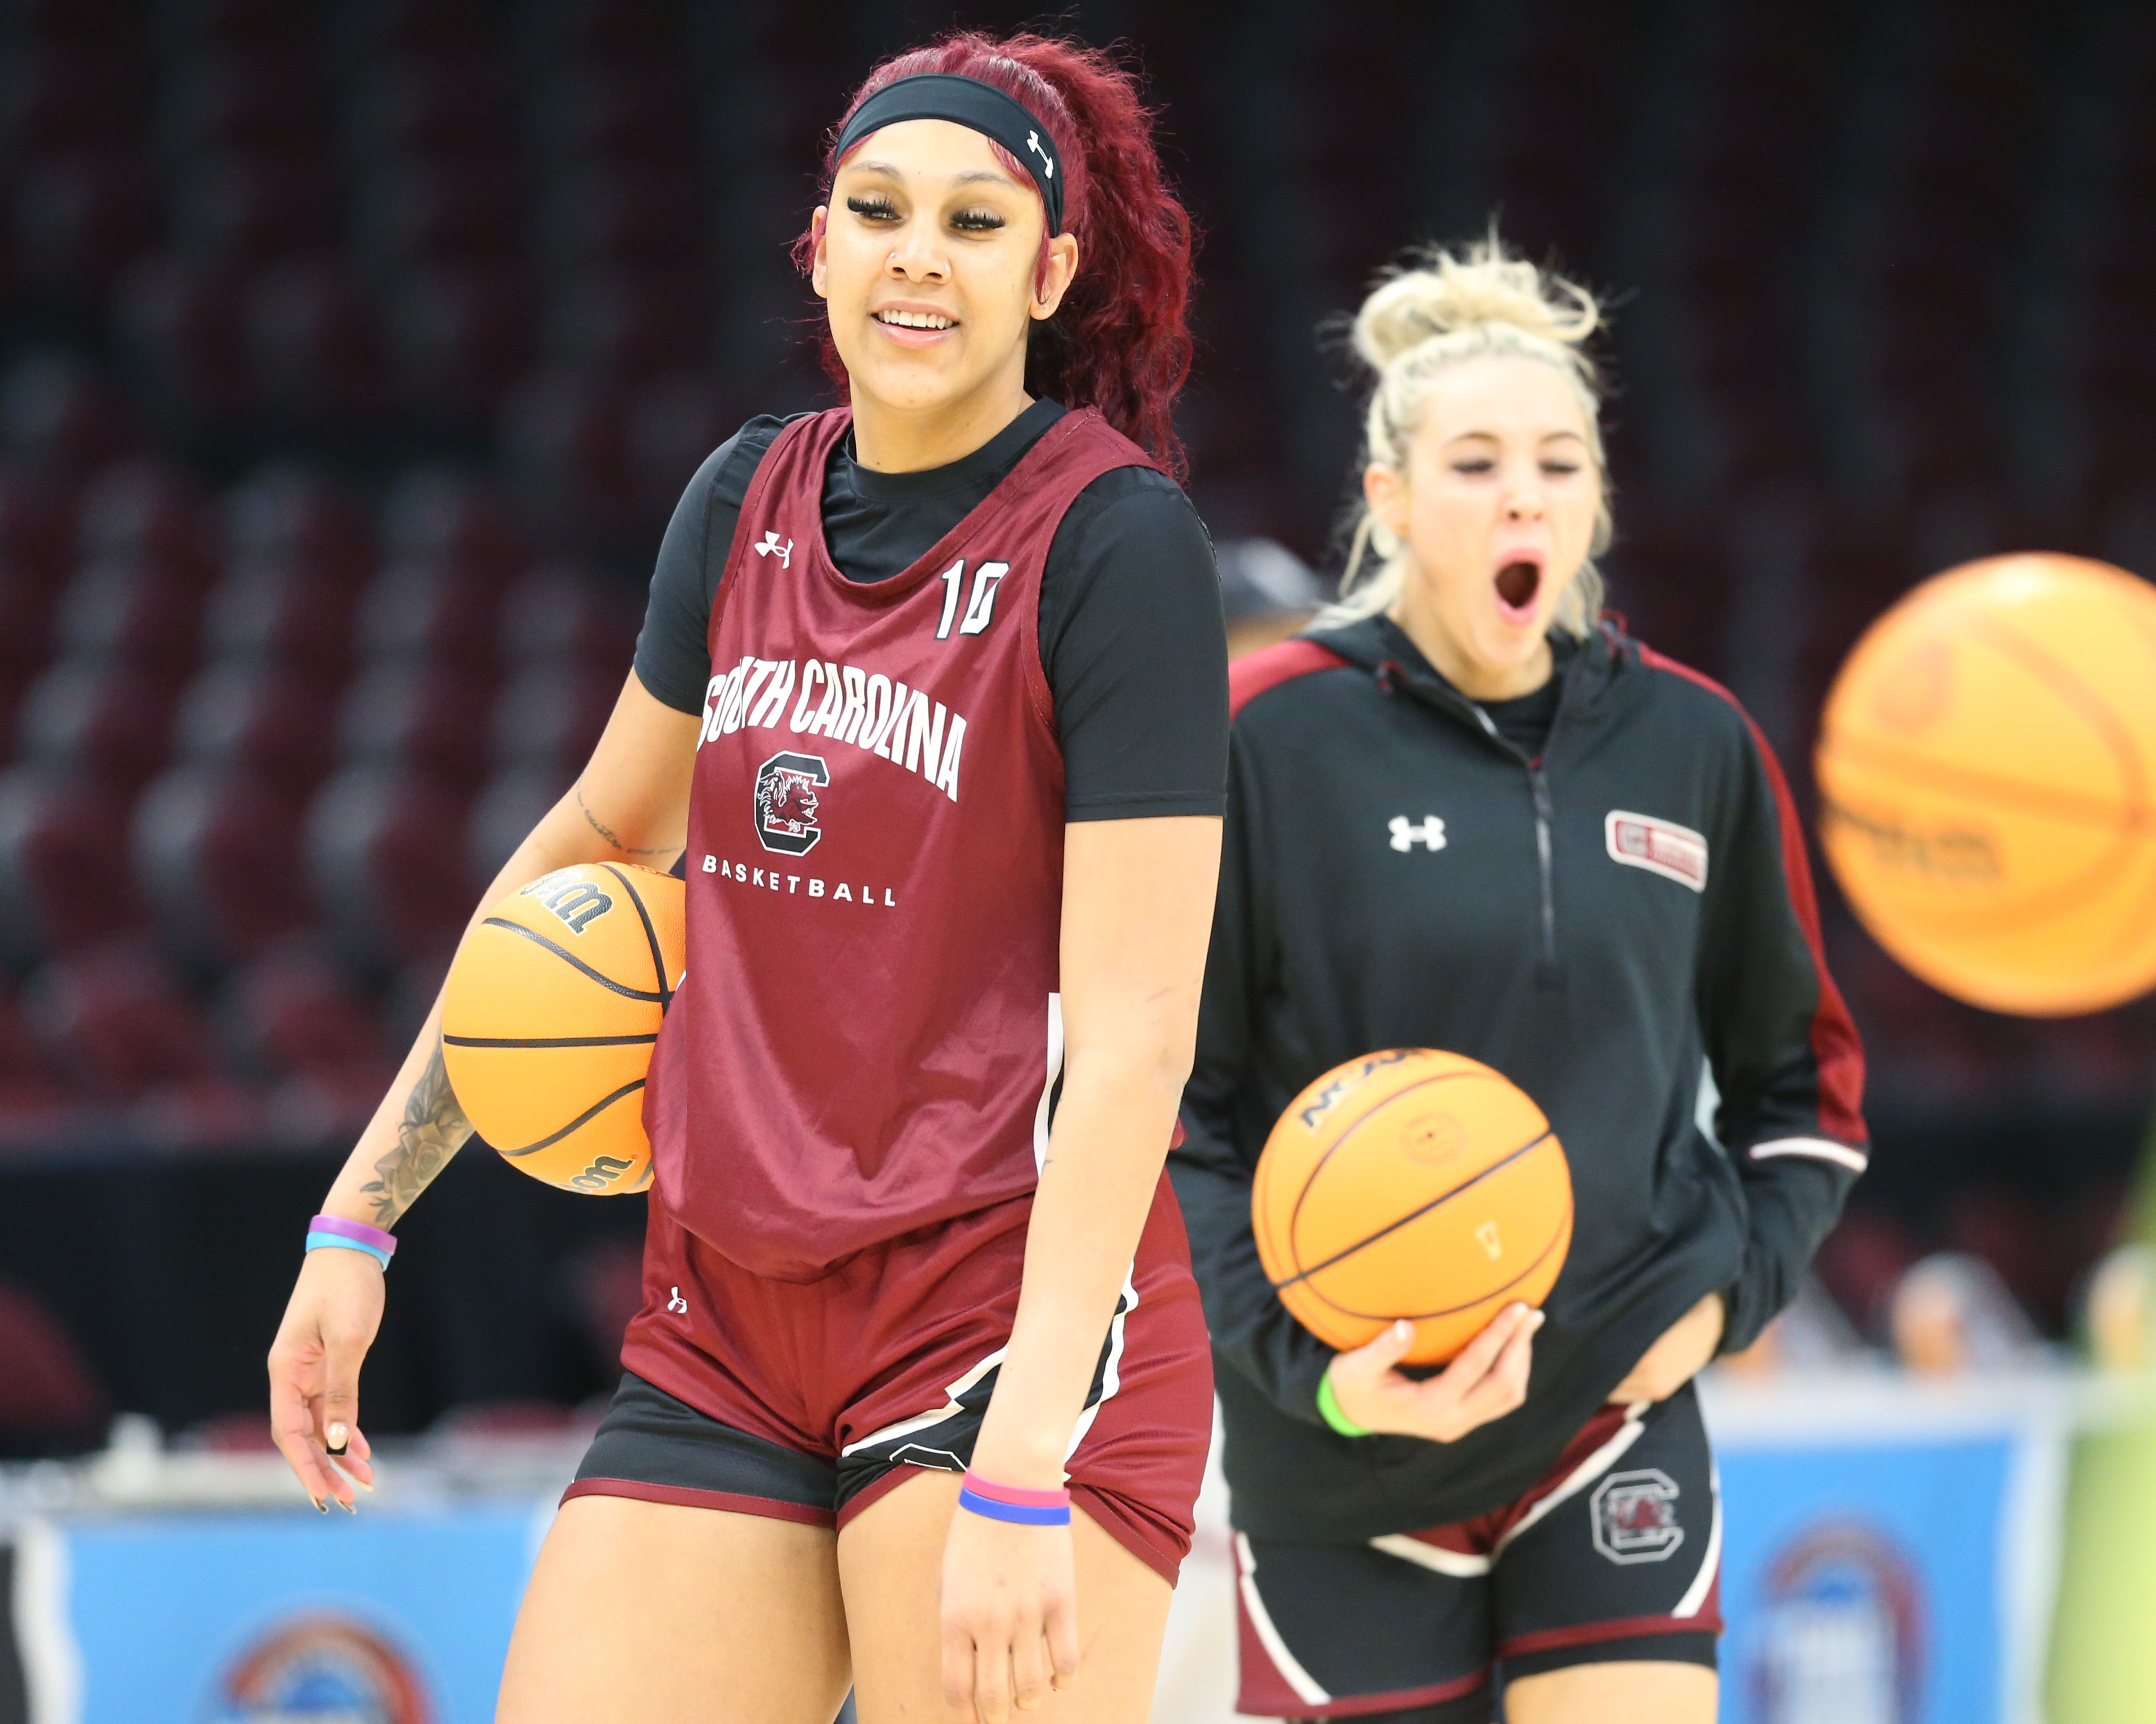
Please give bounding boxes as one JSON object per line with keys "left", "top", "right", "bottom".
{"left": 576, "top": 786, "right": 673, "bottom": 857}
{"left": 360, "top": 1041, "right": 473, "bottom": 1228}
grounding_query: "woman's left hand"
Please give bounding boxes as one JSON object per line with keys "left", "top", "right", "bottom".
{"left": 939, "top": 1502, "right": 1081, "bottom": 1721}
{"left": 1608, "top": 1292, "right": 1725, "bottom": 1404}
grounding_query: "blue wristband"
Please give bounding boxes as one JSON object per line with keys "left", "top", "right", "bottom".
{"left": 307, "top": 1231, "right": 392, "bottom": 1270}
{"left": 957, "top": 1486, "right": 1073, "bottom": 1526}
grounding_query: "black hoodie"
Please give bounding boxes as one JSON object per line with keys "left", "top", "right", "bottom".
{"left": 1169, "top": 615, "right": 1868, "bottom": 1541}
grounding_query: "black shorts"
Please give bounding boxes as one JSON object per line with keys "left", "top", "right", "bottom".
{"left": 1234, "top": 1384, "right": 1721, "bottom": 1722}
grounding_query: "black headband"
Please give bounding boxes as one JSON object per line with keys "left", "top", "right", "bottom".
{"left": 834, "top": 72, "right": 1067, "bottom": 237}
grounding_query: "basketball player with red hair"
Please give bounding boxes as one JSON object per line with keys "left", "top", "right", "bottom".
{"left": 267, "top": 33, "right": 1224, "bottom": 1723}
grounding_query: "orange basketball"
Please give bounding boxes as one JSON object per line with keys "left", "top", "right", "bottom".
{"left": 441, "top": 861, "right": 684, "bottom": 1194}
{"left": 1816, "top": 553, "right": 2156, "bottom": 1017}
{"left": 1253, "top": 1049, "right": 1573, "bottom": 1365}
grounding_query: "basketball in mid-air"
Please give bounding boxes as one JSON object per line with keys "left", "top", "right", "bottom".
{"left": 1815, "top": 554, "right": 2156, "bottom": 1017}
{"left": 1253, "top": 1049, "right": 1572, "bottom": 1365}
{"left": 441, "top": 862, "right": 684, "bottom": 1193}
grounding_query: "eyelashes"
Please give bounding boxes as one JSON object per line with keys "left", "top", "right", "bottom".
{"left": 842, "top": 194, "right": 1007, "bottom": 234}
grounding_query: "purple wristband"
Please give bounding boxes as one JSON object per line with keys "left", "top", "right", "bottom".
{"left": 309, "top": 1215, "right": 397, "bottom": 1257}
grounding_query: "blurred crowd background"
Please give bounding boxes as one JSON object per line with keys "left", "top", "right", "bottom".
{"left": 0, "top": 0, "right": 2153, "bottom": 1454}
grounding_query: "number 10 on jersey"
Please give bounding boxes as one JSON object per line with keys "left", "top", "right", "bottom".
{"left": 935, "top": 559, "right": 1010, "bottom": 640}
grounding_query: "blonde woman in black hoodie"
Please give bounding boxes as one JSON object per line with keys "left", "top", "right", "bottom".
{"left": 1171, "top": 239, "right": 1867, "bottom": 1724}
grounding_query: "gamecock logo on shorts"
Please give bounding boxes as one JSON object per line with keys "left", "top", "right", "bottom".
{"left": 1591, "top": 1468, "right": 1685, "bottom": 1564}
{"left": 753, "top": 752, "right": 830, "bottom": 855}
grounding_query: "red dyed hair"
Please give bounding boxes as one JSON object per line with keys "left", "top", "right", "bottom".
{"left": 795, "top": 32, "right": 1195, "bottom": 479}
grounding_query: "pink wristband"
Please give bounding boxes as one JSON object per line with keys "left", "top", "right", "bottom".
{"left": 309, "top": 1214, "right": 397, "bottom": 1255}
{"left": 960, "top": 1470, "right": 1070, "bottom": 1509}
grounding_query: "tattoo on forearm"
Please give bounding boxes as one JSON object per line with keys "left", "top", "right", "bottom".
{"left": 576, "top": 786, "right": 672, "bottom": 857}
{"left": 359, "top": 1041, "right": 474, "bottom": 1228}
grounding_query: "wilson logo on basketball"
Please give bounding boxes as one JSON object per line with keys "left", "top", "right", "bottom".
{"left": 518, "top": 874, "right": 615, "bottom": 934}
{"left": 755, "top": 751, "right": 830, "bottom": 855}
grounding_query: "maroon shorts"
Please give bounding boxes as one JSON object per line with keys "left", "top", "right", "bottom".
{"left": 1236, "top": 1385, "right": 1721, "bottom": 1719}
{"left": 567, "top": 1174, "right": 1214, "bottom": 1585}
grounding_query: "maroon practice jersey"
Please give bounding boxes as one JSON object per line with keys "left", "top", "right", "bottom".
{"left": 644, "top": 406, "right": 1161, "bottom": 1280}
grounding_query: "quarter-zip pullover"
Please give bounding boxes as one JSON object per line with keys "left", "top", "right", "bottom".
{"left": 1171, "top": 615, "right": 1867, "bottom": 1540}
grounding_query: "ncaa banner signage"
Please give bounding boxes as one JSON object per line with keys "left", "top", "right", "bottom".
{"left": 6, "top": 1502, "right": 542, "bottom": 1723}
{"left": 1703, "top": 1376, "right": 2068, "bottom": 1724}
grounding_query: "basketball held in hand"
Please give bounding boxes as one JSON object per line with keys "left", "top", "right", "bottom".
{"left": 441, "top": 862, "right": 684, "bottom": 1194}
{"left": 1816, "top": 552, "right": 2156, "bottom": 1017}
{"left": 1253, "top": 1048, "right": 1573, "bottom": 1365}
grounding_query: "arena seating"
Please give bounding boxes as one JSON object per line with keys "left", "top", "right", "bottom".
{"left": 0, "top": 0, "right": 2144, "bottom": 1334}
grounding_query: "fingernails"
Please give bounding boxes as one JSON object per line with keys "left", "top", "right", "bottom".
{"left": 325, "top": 1422, "right": 348, "bottom": 1454}
{"left": 337, "top": 1496, "right": 355, "bottom": 1515}
{"left": 313, "top": 1497, "right": 327, "bottom": 1514}
{"left": 1394, "top": 1319, "right": 1413, "bottom": 1339}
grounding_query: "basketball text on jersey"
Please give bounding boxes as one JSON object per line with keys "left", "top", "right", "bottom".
{"left": 696, "top": 653, "right": 969, "bottom": 803}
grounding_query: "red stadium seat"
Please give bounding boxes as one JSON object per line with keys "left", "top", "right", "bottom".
{"left": 468, "top": 761, "right": 568, "bottom": 887}
{"left": 379, "top": 469, "right": 526, "bottom": 580}
{"left": 500, "top": 367, "right": 637, "bottom": 542}
{"left": 0, "top": 353, "right": 132, "bottom": 481}
{"left": 133, "top": 765, "right": 311, "bottom": 964}
{"left": 174, "top": 658, "right": 336, "bottom": 793}
{"left": 245, "top": 257, "right": 388, "bottom": 425}
{"left": 156, "top": 48, "right": 325, "bottom": 153}
{"left": 0, "top": 1278, "right": 108, "bottom": 1444}
{"left": 538, "top": 165, "right": 702, "bottom": 271}
{"left": 356, "top": 555, "right": 503, "bottom": 663}
{"left": 112, "top": 252, "right": 250, "bottom": 428}
{"left": 338, "top": 660, "right": 494, "bottom": 788}
{"left": 492, "top": 661, "right": 615, "bottom": 771}
{"left": 629, "top": 372, "right": 732, "bottom": 522}
{"left": 222, "top": 465, "right": 373, "bottom": 585}
{"left": 543, "top": 266, "right": 707, "bottom": 380}
{"left": 0, "top": 47, "right": 139, "bottom": 155}
{"left": 17, "top": 657, "right": 179, "bottom": 791}
{"left": 353, "top": 152, "right": 521, "bottom": 271}
{"left": 222, "top": 941, "right": 396, "bottom": 1147}
{"left": 346, "top": 54, "right": 511, "bottom": 158}
{"left": 10, "top": 145, "right": 154, "bottom": 294}
{"left": 22, "top": 942, "right": 265, "bottom": 1145}
{"left": 52, "top": 554, "right": 206, "bottom": 669}
{"left": 170, "top": 151, "right": 335, "bottom": 263}
{"left": 76, "top": 456, "right": 213, "bottom": 573}
{"left": 306, "top": 764, "right": 473, "bottom": 966}
{"left": 200, "top": 556, "right": 357, "bottom": 671}
{"left": 0, "top": 769, "right": 139, "bottom": 961}
{"left": 0, "top": 469, "right": 74, "bottom": 586}
{"left": 382, "top": 261, "right": 534, "bottom": 421}
{"left": 500, "top": 562, "right": 637, "bottom": 670}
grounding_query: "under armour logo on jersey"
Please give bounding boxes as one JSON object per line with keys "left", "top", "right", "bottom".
{"left": 755, "top": 530, "right": 794, "bottom": 569}
{"left": 1389, "top": 815, "right": 1447, "bottom": 852}
{"left": 666, "top": 1286, "right": 688, "bottom": 1315}
{"left": 1026, "top": 131, "right": 1054, "bottom": 178}
{"left": 933, "top": 558, "right": 1011, "bottom": 640}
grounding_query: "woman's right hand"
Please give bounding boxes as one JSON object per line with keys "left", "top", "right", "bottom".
{"left": 268, "top": 1245, "right": 385, "bottom": 1510}
{"left": 1326, "top": 1304, "right": 1542, "bottom": 1443}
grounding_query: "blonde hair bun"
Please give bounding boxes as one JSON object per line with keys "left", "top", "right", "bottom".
{"left": 1351, "top": 238, "right": 1601, "bottom": 375}
{"left": 1323, "top": 231, "right": 1613, "bottom": 640}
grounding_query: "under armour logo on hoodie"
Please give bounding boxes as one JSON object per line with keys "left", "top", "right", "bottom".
{"left": 1389, "top": 815, "right": 1447, "bottom": 852}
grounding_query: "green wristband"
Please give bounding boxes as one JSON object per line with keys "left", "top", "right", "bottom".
{"left": 1316, "top": 1369, "right": 1371, "bottom": 1438}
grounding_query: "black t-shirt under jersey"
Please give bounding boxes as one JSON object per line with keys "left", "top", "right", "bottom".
{"left": 635, "top": 398, "right": 1229, "bottom": 821}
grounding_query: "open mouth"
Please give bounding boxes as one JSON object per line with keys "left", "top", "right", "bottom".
{"left": 1494, "top": 559, "right": 1542, "bottom": 620}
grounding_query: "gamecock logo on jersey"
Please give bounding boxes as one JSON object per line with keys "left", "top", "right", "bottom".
{"left": 754, "top": 751, "right": 830, "bottom": 855}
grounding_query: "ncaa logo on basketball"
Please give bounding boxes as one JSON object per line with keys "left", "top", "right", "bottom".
{"left": 755, "top": 752, "right": 830, "bottom": 855}
{"left": 1591, "top": 1468, "right": 1684, "bottom": 1564}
